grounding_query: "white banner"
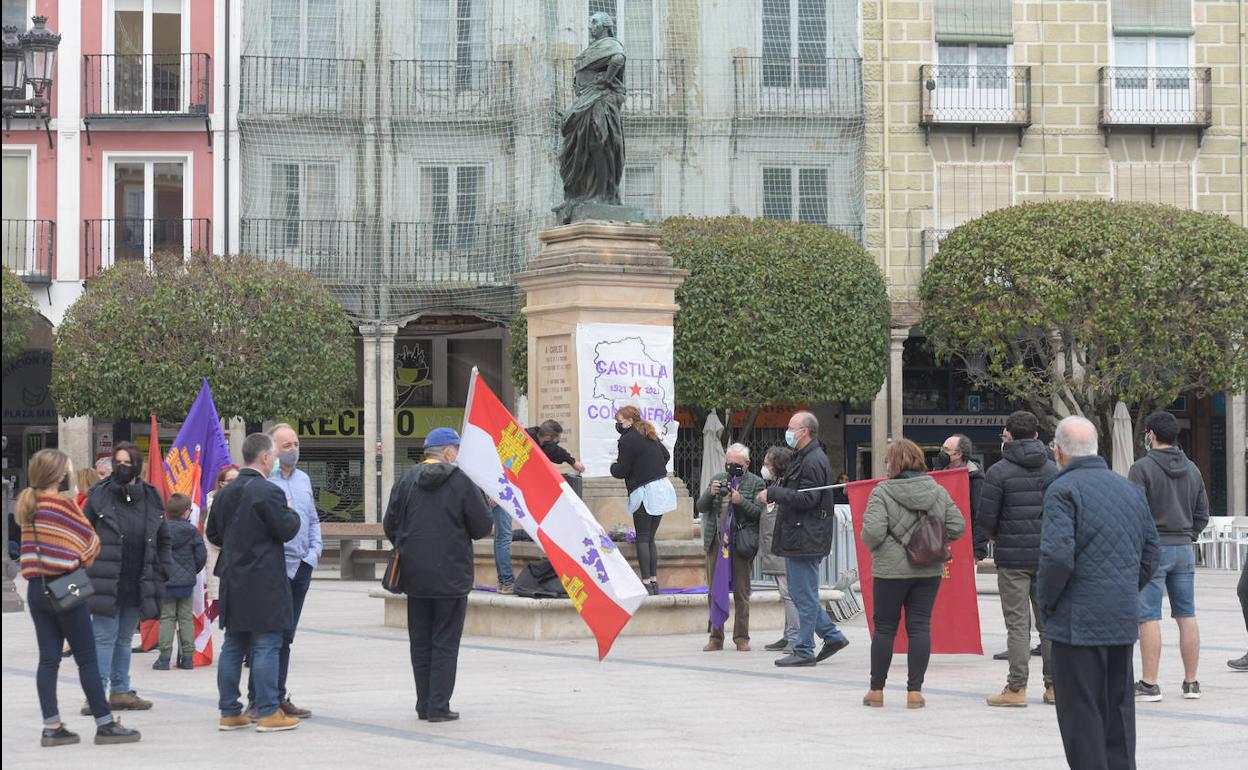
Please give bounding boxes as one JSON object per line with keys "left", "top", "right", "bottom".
{"left": 576, "top": 323, "right": 678, "bottom": 477}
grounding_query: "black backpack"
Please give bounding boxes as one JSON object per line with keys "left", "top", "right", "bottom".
{"left": 513, "top": 559, "right": 568, "bottom": 599}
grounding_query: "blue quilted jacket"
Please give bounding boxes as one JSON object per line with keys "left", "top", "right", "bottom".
{"left": 1037, "top": 455, "right": 1160, "bottom": 646}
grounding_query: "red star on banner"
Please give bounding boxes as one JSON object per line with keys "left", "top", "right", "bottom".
{"left": 630, "top": 383, "right": 641, "bottom": 396}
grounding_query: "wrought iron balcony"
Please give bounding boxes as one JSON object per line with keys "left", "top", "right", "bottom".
{"left": 239, "top": 56, "right": 365, "bottom": 117}
{"left": 919, "top": 64, "right": 1031, "bottom": 145}
{"left": 829, "top": 223, "right": 864, "bottom": 245}
{"left": 84, "top": 218, "right": 212, "bottom": 277}
{"left": 2, "top": 219, "right": 54, "bottom": 284}
{"left": 239, "top": 218, "right": 373, "bottom": 283}
{"left": 920, "top": 228, "right": 952, "bottom": 272}
{"left": 554, "top": 58, "right": 688, "bottom": 120}
{"left": 388, "top": 221, "right": 521, "bottom": 286}
{"left": 389, "top": 60, "right": 512, "bottom": 120}
{"left": 1097, "top": 67, "right": 1212, "bottom": 145}
{"left": 82, "top": 53, "right": 211, "bottom": 143}
{"left": 733, "top": 57, "right": 863, "bottom": 118}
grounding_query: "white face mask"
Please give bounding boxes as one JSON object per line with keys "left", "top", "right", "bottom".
{"left": 760, "top": 466, "right": 773, "bottom": 481}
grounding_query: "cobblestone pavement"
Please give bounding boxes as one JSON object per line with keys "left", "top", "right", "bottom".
{"left": 4, "top": 567, "right": 1246, "bottom": 768}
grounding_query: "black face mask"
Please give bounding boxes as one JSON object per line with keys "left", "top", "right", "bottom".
{"left": 725, "top": 463, "right": 745, "bottom": 478}
{"left": 615, "top": 422, "right": 628, "bottom": 435}
{"left": 933, "top": 450, "right": 952, "bottom": 470}
{"left": 113, "top": 464, "right": 136, "bottom": 485}
{"left": 58, "top": 473, "right": 71, "bottom": 493}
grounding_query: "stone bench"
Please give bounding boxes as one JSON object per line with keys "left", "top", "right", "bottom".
{"left": 321, "top": 522, "right": 387, "bottom": 580}
{"left": 369, "top": 586, "right": 845, "bottom": 640}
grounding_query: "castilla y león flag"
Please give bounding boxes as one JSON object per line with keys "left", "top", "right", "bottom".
{"left": 457, "top": 370, "right": 647, "bottom": 659}
{"left": 847, "top": 468, "right": 983, "bottom": 655}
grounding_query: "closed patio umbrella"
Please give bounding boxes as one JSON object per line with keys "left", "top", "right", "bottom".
{"left": 699, "top": 411, "right": 727, "bottom": 497}
{"left": 1111, "top": 401, "right": 1134, "bottom": 477}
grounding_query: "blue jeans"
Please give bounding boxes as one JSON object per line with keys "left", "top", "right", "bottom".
{"left": 92, "top": 604, "right": 142, "bottom": 695}
{"left": 493, "top": 505, "right": 514, "bottom": 586}
{"left": 1139, "top": 543, "right": 1197, "bottom": 621}
{"left": 248, "top": 561, "right": 313, "bottom": 704}
{"left": 28, "top": 582, "right": 114, "bottom": 726}
{"left": 786, "top": 556, "right": 845, "bottom": 658}
{"left": 219, "top": 629, "right": 283, "bottom": 718}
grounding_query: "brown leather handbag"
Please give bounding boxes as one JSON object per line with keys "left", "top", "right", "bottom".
{"left": 889, "top": 509, "right": 952, "bottom": 567}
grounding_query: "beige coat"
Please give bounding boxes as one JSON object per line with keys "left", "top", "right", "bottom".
{"left": 203, "top": 490, "right": 222, "bottom": 601}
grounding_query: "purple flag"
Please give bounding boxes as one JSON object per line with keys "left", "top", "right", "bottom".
{"left": 163, "top": 379, "right": 232, "bottom": 510}
{"left": 708, "top": 477, "right": 737, "bottom": 629}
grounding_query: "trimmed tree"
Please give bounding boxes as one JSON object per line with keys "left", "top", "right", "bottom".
{"left": 920, "top": 200, "right": 1248, "bottom": 444}
{"left": 511, "top": 217, "right": 891, "bottom": 436}
{"left": 2, "top": 267, "right": 38, "bottom": 362}
{"left": 52, "top": 253, "right": 356, "bottom": 421}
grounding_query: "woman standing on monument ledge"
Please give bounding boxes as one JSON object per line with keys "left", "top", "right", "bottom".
{"left": 611, "top": 405, "right": 675, "bottom": 595}
{"left": 553, "top": 11, "right": 627, "bottom": 225}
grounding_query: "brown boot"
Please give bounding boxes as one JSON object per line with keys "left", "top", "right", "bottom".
{"left": 735, "top": 639, "right": 751, "bottom": 652}
{"left": 1043, "top": 686, "right": 1056, "bottom": 705}
{"left": 109, "top": 691, "right": 153, "bottom": 711}
{"left": 702, "top": 638, "right": 723, "bottom": 652}
{"left": 862, "top": 690, "right": 884, "bottom": 708}
{"left": 906, "top": 692, "right": 926, "bottom": 709}
{"left": 987, "top": 686, "right": 1028, "bottom": 707}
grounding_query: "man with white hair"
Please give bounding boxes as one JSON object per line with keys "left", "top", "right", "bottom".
{"left": 95, "top": 457, "right": 113, "bottom": 481}
{"left": 695, "top": 443, "right": 766, "bottom": 651}
{"left": 1038, "top": 416, "right": 1160, "bottom": 770}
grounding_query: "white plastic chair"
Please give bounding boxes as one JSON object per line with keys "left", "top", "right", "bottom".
{"left": 1227, "top": 517, "right": 1248, "bottom": 572}
{"left": 1194, "top": 525, "right": 1219, "bottom": 568}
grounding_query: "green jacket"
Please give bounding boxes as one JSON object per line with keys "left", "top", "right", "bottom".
{"left": 860, "top": 473, "right": 966, "bottom": 579}
{"left": 696, "top": 471, "right": 766, "bottom": 554}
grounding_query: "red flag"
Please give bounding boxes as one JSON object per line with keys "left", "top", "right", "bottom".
{"left": 147, "top": 415, "right": 168, "bottom": 502}
{"left": 847, "top": 468, "right": 983, "bottom": 655}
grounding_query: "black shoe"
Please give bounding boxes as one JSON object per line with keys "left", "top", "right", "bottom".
{"left": 815, "top": 636, "right": 849, "bottom": 662}
{"left": 1134, "top": 680, "right": 1163, "bottom": 702}
{"left": 1031, "top": 643, "right": 1042, "bottom": 657}
{"left": 41, "top": 725, "right": 80, "bottom": 747}
{"left": 95, "top": 720, "right": 142, "bottom": 745}
{"left": 993, "top": 650, "right": 1009, "bottom": 661}
{"left": 177, "top": 655, "right": 195, "bottom": 670}
{"left": 774, "top": 653, "right": 817, "bottom": 668}
{"left": 1228, "top": 653, "right": 1248, "bottom": 671}
{"left": 427, "top": 711, "right": 460, "bottom": 722}
{"left": 763, "top": 638, "right": 790, "bottom": 651}
{"left": 152, "top": 656, "right": 171, "bottom": 670}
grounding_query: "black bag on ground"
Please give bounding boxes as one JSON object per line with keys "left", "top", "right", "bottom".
{"left": 513, "top": 559, "right": 568, "bottom": 599}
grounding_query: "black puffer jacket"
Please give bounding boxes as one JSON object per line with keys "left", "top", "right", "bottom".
{"left": 165, "top": 517, "right": 207, "bottom": 589}
{"left": 610, "top": 427, "right": 670, "bottom": 493}
{"left": 83, "top": 478, "right": 172, "bottom": 619}
{"left": 976, "top": 439, "right": 1057, "bottom": 571}
{"left": 383, "top": 461, "right": 493, "bottom": 598}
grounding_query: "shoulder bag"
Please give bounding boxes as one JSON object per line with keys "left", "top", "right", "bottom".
{"left": 888, "top": 509, "right": 952, "bottom": 567}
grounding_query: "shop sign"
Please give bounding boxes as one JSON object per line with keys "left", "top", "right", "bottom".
{"left": 846, "top": 414, "right": 1009, "bottom": 427}
{"left": 297, "top": 408, "right": 466, "bottom": 440}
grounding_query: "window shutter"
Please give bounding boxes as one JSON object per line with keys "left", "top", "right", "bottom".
{"left": 934, "top": 0, "right": 1013, "bottom": 45}
{"left": 937, "top": 164, "right": 1013, "bottom": 229}
{"left": 1114, "top": 162, "right": 1192, "bottom": 208}
{"left": 1111, "top": 0, "right": 1194, "bottom": 37}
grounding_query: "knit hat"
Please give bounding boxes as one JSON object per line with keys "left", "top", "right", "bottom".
{"left": 425, "top": 427, "right": 461, "bottom": 448}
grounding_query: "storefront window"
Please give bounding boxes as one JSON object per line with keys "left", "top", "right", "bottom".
{"left": 447, "top": 338, "right": 503, "bottom": 406}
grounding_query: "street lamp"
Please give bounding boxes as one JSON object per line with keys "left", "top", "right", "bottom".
{"left": 2, "top": 16, "right": 60, "bottom": 147}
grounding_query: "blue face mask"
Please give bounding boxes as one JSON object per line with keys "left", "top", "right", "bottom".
{"left": 784, "top": 430, "right": 798, "bottom": 449}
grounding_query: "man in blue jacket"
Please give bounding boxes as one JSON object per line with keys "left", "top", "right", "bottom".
{"left": 1038, "top": 416, "right": 1160, "bottom": 770}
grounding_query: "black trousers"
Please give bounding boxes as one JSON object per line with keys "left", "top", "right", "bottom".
{"left": 1238, "top": 561, "right": 1248, "bottom": 633}
{"left": 1051, "top": 641, "right": 1136, "bottom": 770}
{"left": 406, "top": 596, "right": 468, "bottom": 717}
{"left": 632, "top": 507, "right": 663, "bottom": 580}
{"left": 870, "top": 576, "right": 941, "bottom": 691}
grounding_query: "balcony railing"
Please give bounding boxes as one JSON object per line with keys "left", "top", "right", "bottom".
{"left": 920, "top": 228, "right": 952, "bottom": 271}
{"left": 239, "top": 56, "right": 365, "bottom": 117}
{"left": 84, "top": 218, "right": 212, "bottom": 277}
{"left": 389, "top": 221, "right": 520, "bottom": 285}
{"left": 828, "top": 223, "right": 864, "bottom": 245}
{"left": 83, "top": 53, "right": 210, "bottom": 116}
{"left": 919, "top": 64, "right": 1031, "bottom": 143}
{"left": 240, "top": 218, "right": 373, "bottom": 282}
{"left": 554, "top": 58, "right": 688, "bottom": 119}
{"left": 2, "top": 219, "right": 54, "bottom": 284}
{"left": 1098, "top": 67, "right": 1212, "bottom": 142}
{"left": 733, "top": 57, "right": 862, "bottom": 118}
{"left": 389, "top": 60, "right": 512, "bottom": 120}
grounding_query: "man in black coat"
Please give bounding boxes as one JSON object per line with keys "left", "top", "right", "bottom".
{"left": 937, "top": 433, "right": 988, "bottom": 559}
{"left": 757, "top": 411, "right": 848, "bottom": 668}
{"left": 978, "top": 411, "right": 1059, "bottom": 707}
{"left": 207, "top": 433, "right": 301, "bottom": 733}
{"left": 384, "top": 427, "right": 492, "bottom": 723}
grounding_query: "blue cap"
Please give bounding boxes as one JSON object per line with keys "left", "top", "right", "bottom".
{"left": 425, "top": 427, "right": 461, "bottom": 448}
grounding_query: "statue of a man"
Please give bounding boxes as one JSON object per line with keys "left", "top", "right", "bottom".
{"left": 553, "top": 12, "right": 626, "bottom": 225}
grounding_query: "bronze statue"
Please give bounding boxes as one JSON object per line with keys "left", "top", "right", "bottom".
{"left": 553, "top": 12, "right": 628, "bottom": 225}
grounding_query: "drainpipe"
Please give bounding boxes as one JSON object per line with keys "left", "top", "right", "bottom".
{"left": 881, "top": 0, "right": 891, "bottom": 288}
{"left": 223, "top": 0, "right": 230, "bottom": 255}
{"left": 1240, "top": 0, "right": 1246, "bottom": 227}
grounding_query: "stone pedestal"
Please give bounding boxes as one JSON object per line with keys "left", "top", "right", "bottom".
{"left": 516, "top": 220, "right": 697, "bottom": 563}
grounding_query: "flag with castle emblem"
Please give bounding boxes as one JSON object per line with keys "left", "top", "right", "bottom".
{"left": 457, "top": 369, "right": 647, "bottom": 659}
{"left": 163, "top": 379, "right": 232, "bottom": 666}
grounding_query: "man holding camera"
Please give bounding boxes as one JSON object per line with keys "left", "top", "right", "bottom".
{"left": 696, "top": 444, "right": 765, "bottom": 652}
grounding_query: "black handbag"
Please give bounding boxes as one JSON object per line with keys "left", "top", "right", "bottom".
{"left": 734, "top": 524, "right": 759, "bottom": 559}
{"left": 31, "top": 526, "right": 95, "bottom": 614}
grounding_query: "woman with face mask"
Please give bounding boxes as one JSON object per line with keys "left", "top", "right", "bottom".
{"left": 80, "top": 442, "right": 171, "bottom": 716}
{"left": 610, "top": 405, "right": 676, "bottom": 594}
{"left": 758, "top": 446, "right": 798, "bottom": 653}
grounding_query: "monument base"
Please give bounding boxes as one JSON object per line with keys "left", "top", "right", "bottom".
{"left": 578, "top": 475, "right": 696, "bottom": 541}
{"left": 568, "top": 203, "right": 644, "bottom": 224}
{"left": 474, "top": 539, "right": 706, "bottom": 590}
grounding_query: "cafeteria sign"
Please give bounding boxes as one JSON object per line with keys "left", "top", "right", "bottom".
{"left": 297, "top": 408, "right": 465, "bottom": 440}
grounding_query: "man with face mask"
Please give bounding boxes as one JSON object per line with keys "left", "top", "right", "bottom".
{"left": 935, "top": 434, "right": 988, "bottom": 562}
{"left": 695, "top": 444, "right": 766, "bottom": 651}
{"left": 241, "top": 423, "right": 321, "bottom": 719}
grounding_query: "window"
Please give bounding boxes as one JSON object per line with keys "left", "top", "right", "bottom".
{"left": 106, "top": 157, "right": 189, "bottom": 267}
{"left": 932, "top": 42, "right": 1010, "bottom": 118}
{"left": 588, "top": 0, "right": 653, "bottom": 60}
{"left": 1110, "top": 34, "right": 1193, "bottom": 120}
{"left": 270, "top": 161, "right": 337, "bottom": 248}
{"left": 421, "top": 0, "right": 487, "bottom": 91}
{"left": 110, "top": 0, "right": 184, "bottom": 113}
{"left": 420, "top": 165, "right": 485, "bottom": 252}
{"left": 2, "top": 0, "right": 30, "bottom": 30}
{"left": 2, "top": 150, "right": 33, "bottom": 274}
{"left": 1114, "top": 162, "right": 1192, "bottom": 208}
{"left": 762, "top": 0, "right": 826, "bottom": 88}
{"left": 762, "top": 167, "right": 828, "bottom": 225}
{"left": 936, "top": 163, "right": 1013, "bottom": 230}
{"left": 622, "top": 165, "right": 657, "bottom": 220}
{"left": 270, "top": 0, "right": 339, "bottom": 107}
